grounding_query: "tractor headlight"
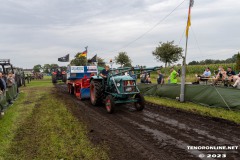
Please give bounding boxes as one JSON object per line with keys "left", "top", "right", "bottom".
{"left": 117, "top": 83, "right": 120, "bottom": 87}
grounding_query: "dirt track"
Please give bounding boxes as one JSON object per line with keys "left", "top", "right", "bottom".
{"left": 55, "top": 84, "right": 240, "bottom": 160}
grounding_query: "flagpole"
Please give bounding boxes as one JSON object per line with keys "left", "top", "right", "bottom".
{"left": 180, "top": 0, "right": 194, "bottom": 102}
{"left": 85, "top": 46, "right": 88, "bottom": 66}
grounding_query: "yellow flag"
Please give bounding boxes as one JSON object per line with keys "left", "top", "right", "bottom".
{"left": 186, "top": 11, "right": 191, "bottom": 37}
{"left": 78, "top": 50, "right": 87, "bottom": 57}
{"left": 186, "top": 0, "right": 194, "bottom": 37}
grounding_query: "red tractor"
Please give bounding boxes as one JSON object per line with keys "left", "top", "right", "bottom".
{"left": 52, "top": 67, "right": 67, "bottom": 83}
{"left": 67, "top": 66, "right": 97, "bottom": 100}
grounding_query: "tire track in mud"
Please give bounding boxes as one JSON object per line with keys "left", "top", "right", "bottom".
{"left": 145, "top": 103, "right": 240, "bottom": 141}
{"left": 55, "top": 84, "right": 240, "bottom": 160}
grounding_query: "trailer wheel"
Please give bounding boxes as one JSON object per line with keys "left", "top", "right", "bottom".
{"left": 70, "top": 85, "right": 74, "bottom": 95}
{"left": 68, "top": 84, "right": 71, "bottom": 93}
{"left": 90, "top": 80, "right": 103, "bottom": 105}
{"left": 134, "top": 93, "right": 145, "bottom": 111}
{"left": 74, "top": 86, "right": 81, "bottom": 100}
{"left": 105, "top": 95, "right": 115, "bottom": 114}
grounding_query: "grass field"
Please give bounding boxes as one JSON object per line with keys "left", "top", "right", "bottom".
{"left": 0, "top": 78, "right": 108, "bottom": 160}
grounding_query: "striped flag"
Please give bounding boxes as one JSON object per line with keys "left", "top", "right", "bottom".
{"left": 78, "top": 46, "right": 88, "bottom": 57}
{"left": 79, "top": 50, "right": 87, "bottom": 57}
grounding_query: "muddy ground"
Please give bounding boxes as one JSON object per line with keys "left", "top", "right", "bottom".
{"left": 55, "top": 84, "right": 240, "bottom": 160}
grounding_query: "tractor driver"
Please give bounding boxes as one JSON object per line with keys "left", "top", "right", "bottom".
{"left": 100, "top": 65, "right": 110, "bottom": 79}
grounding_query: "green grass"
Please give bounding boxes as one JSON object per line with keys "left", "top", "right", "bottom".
{"left": 0, "top": 78, "right": 108, "bottom": 160}
{"left": 0, "top": 90, "right": 44, "bottom": 158}
{"left": 27, "top": 76, "right": 53, "bottom": 87}
{"left": 0, "top": 93, "right": 30, "bottom": 157}
{"left": 145, "top": 96, "right": 240, "bottom": 124}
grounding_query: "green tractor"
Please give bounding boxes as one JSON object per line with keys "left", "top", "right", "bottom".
{"left": 23, "top": 70, "right": 33, "bottom": 84}
{"left": 90, "top": 67, "right": 160, "bottom": 113}
{"left": 13, "top": 67, "right": 26, "bottom": 87}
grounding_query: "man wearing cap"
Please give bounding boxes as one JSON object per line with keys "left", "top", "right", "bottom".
{"left": 100, "top": 65, "right": 110, "bottom": 78}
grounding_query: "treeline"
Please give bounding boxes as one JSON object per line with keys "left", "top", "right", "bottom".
{"left": 33, "top": 64, "right": 67, "bottom": 73}
{"left": 188, "top": 53, "right": 239, "bottom": 65}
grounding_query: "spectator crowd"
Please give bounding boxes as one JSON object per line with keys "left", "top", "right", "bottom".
{"left": 0, "top": 71, "right": 16, "bottom": 94}
{"left": 138, "top": 66, "right": 240, "bottom": 89}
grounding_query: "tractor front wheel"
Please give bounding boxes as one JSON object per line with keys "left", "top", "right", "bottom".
{"left": 105, "top": 95, "right": 115, "bottom": 114}
{"left": 134, "top": 93, "right": 145, "bottom": 111}
{"left": 90, "top": 80, "right": 103, "bottom": 106}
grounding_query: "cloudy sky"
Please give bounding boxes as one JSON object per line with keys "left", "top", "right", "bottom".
{"left": 0, "top": 0, "right": 239, "bottom": 68}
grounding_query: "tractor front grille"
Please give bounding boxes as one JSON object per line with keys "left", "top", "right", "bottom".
{"left": 123, "top": 80, "right": 137, "bottom": 92}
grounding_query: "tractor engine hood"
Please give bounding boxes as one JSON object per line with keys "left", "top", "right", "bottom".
{"left": 110, "top": 75, "right": 134, "bottom": 82}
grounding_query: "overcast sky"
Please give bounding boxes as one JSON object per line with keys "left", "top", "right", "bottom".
{"left": 0, "top": 0, "right": 239, "bottom": 69}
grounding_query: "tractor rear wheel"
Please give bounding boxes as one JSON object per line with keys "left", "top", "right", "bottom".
{"left": 105, "top": 95, "right": 115, "bottom": 113}
{"left": 90, "top": 80, "right": 103, "bottom": 105}
{"left": 52, "top": 75, "right": 57, "bottom": 83}
{"left": 134, "top": 93, "right": 145, "bottom": 111}
{"left": 62, "top": 74, "right": 67, "bottom": 83}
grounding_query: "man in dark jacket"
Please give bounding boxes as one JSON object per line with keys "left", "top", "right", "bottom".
{"left": 157, "top": 70, "right": 164, "bottom": 84}
{"left": 226, "top": 67, "right": 235, "bottom": 82}
{"left": 100, "top": 65, "right": 110, "bottom": 78}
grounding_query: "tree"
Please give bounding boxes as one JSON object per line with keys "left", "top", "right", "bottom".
{"left": 97, "top": 57, "right": 106, "bottom": 67}
{"left": 188, "top": 61, "right": 199, "bottom": 65}
{"left": 214, "top": 60, "right": 222, "bottom": 64}
{"left": 115, "top": 52, "right": 132, "bottom": 67}
{"left": 123, "top": 62, "right": 132, "bottom": 68}
{"left": 50, "top": 64, "right": 59, "bottom": 71}
{"left": 43, "top": 64, "right": 51, "bottom": 73}
{"left": 236, "top": 52, "right": 240, "bottom": 72}
{"left": 33, "top": 64, "right": 42, "bottom": 72}
{"left": 152, "top": 41, "right": 183, "bottom": 67}
{"left": 225, "top": 58, "right": 234, "bottom": 63}
{"left": 71, "top": 53, "right": 87, "bottom": 66}
{"left": 204, "top": 59, "right": 214, "bottom": 64}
